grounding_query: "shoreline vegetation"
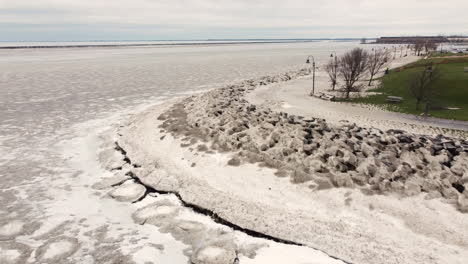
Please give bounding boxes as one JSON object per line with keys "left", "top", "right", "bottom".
{"left": 345, "top": 55, "right": 468, "bottom": 121}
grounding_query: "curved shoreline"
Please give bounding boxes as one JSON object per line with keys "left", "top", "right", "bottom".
{"left": 114, "top": 140, "right": 351, "bottom": 263}
{"left": 107, "top": 70, "right": 468, "bottom": 264}
{"left": 247, "top": 77, "right": 468, "bottom": 137}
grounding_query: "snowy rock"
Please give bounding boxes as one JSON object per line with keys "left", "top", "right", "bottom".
{"left": 404, "top": 181, "right": 421, "bottom": 196}
{"left": 350, "top": 172, "right": 367, "bottom": 186}
{"left": 441, "top": 187, "right": 459, "bottom": 200}
{"left": 462, "top": 173, "right": 468, "bottom": 184}
{"left": 303, "top": 144, "right": 316, "bottom": 155}
{"left": 146, "top": 67, "right": 468, "bottom": 212}
{"left": 332, "top": 173, "right": 354, "bottom": 188}
{"left": 356, "top": 160, "right": 377, "bottom": 177}
{"left": 343, "top": 151, "right": 358, "bottom": 166}
{"left": 291, "top": 169, "right": 312, "bottom": 184}
{"left": 457, "top": 195, "right": 468, "bottom": 213}
{"left": 227, "top": 157, "right": 241, "bottom": 166}
{"left": 425, "top": 191, "right": 442, "bottom": 200}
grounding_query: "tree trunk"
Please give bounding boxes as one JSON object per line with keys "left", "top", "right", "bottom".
{"left": 424, "top": 101, "right": 430, "bottom": 116}
{"left": 332, "top": 81, "right": 336, "bottom": 91}
{"left": 368, "top": 75, "right": 373, "bottom": 86}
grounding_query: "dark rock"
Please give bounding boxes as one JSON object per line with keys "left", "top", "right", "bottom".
{"left": 431, "top": 144, "right": 444, "bottom": 154}
{"left": 331, "top": 173, "right": 354, "bottom": 188}
{"left": 303, "top": 144, "right": 315, "bottom": 155}
{"left": 227, "top": 157, "right": 241, "bottom": 166}
{"left": 282, "top": 148, "right": 295, "bottom": 156}
{"left": 387, "top": 129, "right": 405, "bottom": 134}
{"left": 397, "top": 135, "right": 413, "bottom": 144}
{"left": 291, "top": 169, "right": 313, "bottom": 183}
{"left": 452, "top": 183, "right": 465, "bottom": 193}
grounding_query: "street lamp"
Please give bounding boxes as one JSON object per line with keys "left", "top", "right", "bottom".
{"left": 330, "top": 51, "right": 338, "bottom": 69}
{"left": 306, "top": 55, "right": 316, "bottom": 96}
{"left": 330, "top": 51, "right": 338, "bottom": 91}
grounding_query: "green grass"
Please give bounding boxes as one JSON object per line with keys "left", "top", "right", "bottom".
{"left": 429, "top": 52, "right": 468, "bottom": 58}
{"left": 348, "top": 57, "right": 468, "bottom": 121}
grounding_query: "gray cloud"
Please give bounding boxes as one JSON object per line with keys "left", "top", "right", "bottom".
{"left": 0, "top": 0, "right": 466, "bottom": 41}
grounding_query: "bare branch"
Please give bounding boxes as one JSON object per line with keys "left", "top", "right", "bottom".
{"left": 325, "top": 58, "right": 339, "bottom": 91}
{"left": 338, "top": 48, "right": 369, "bottom": 99}
{"left": 367, "top": 49, "right": 391, "bottom": 86}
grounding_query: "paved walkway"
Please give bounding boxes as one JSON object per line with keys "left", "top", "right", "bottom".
{"left": 247, "top": 76, "right": 468, "bottom": 138}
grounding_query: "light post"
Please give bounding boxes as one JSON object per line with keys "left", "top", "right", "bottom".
{"left": 424, "top": 63, "right": 434, "bottom": 116}
{"left": 306, "top": 55, "right": 316, "bottom": 95}
{"left": 330, "top": 51, "right": 337, "bottom": 91}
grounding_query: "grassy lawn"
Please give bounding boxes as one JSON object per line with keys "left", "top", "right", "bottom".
{"left": 348, "top": 57, "right": 468, "bottom": 121}
{"left": 428, "top": 52, "right": 467, "bottom": 58}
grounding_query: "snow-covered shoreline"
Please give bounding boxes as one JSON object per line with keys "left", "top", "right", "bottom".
{"left": 103, "top": 68, "right": 468, "bottom": 263}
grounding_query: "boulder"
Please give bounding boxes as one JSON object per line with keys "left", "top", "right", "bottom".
{"left": 343, "top": 151, "right": 358, "bottom": 167}
{"left": 227, "top": 157, "right": 241, "bottom": 166}
{"left": 332, "top": 173, "right": 354, "bottom": 188}
{"left": 457, "top": 195, "right": 468, "bottom": 213}
{"left": 291, "top": 169, "right": 313, "bottom": 184}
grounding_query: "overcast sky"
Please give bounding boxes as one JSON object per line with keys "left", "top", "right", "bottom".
{"left": 1, "top": 0, "right": 467, "bottom": 41}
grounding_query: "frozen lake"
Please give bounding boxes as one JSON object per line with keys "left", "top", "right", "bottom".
{"left": 0, "top": 41, "right": 368, "bottom": 143}
{"left": 0, "top": 41, "right": 364, "bottom": 263}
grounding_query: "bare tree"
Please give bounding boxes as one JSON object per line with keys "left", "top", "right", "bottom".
{"left": 408, "top": 63, "right": 441, "bottom": 114}
{"left": 422, "top": 65, "right": 441, "bottom": 116}
{"left": 367, "top": 49, "right": 390, "bottom": 86}
{"left": 408, "top": 43, "right": 415, "bottom": 55}
{"left": 409, "top": 70, "right": 430, "bottom": 110}
{"left": 424, "top": 40, "right": 437, "bottom": 54}
{"left": 325, "top": 58, "right": 338, "bottom": 90}
{"left": 338, "top": 48, "right": 369, "bottom": 99}
{"left": 413, "top": 40, "right": 425, "bottom": 56}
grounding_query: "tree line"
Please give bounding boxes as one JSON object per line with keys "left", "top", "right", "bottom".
{"left": 325, "top": 44, "right": 441, "bottom": 116}
{"left": 325, "top": 41, "right": 439, "bottom": 99}
{"left": 325, "top": 47, "right": 391, "bottom": 99}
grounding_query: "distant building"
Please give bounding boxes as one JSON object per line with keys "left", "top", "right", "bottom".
{"left": 375, "top": 36, "right": 449, "bottom": 44}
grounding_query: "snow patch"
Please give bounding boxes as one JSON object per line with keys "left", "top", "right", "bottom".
{"left": 109, "top": 182, "right": 146, "bottom": 202}
{"left": 0, "top": 220, "right": 24, "bottom": 239}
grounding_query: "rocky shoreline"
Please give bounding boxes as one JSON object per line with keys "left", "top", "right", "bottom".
{"left": 99, "top": 69, "right": 468, "bottom": 264}
{"left": 156, "top": 69, "right": 468, "bottom": 212}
